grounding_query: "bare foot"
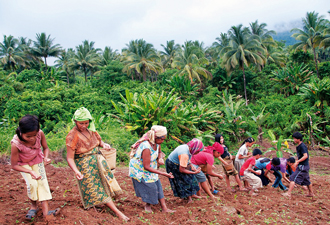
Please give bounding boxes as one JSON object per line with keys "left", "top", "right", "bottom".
{"left": 117, "top": 212, "right": 130, "bottom": 222}
{"left": 281, "top": 193, "right": 291, "bottom": 198}
{"left": 239, "top": 188, "right": 248, "bottom": 192}
{"left": 302, "top": 186, "right": 308, "bottom": 191}
{"left": 162, "top": 208, "right": 176, "bottom": 213}
{"left": 145, "top": 204, "right": 153, "bottom": 213}
{"left": 306, "top": 193, "right": 315, "bottom": 197}
{"left": 187, "top": 196, "right": 193, "bottom": 204}
{"left": 210, "top": 195, "right": 219, "bottom": 202}
{"left": 191, "top": 194, "right": 204, "bottom": 199}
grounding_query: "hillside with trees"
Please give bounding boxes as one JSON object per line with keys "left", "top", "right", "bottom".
{"left": 1, "top": 11, "right": 330, "bottom": 160}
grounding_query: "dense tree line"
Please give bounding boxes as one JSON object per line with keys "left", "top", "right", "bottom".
{"left": 0, "top": 11, "right": 330, "bottom": 159}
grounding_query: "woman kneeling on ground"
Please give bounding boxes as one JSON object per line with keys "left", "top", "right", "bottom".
{"left": 129, "top": 125, "right": 175, "bottom": 213}
{"left": 215, "top": 134, "right": 247, "bottom": 192}
{"left": 166, "top": 138, "right": 204, "bottom": 203}
{"left": 191, "top": 142, "right": 224, "bottom": 200}
{"left": 66, "top": 107, "right": 129, "bottom": 221}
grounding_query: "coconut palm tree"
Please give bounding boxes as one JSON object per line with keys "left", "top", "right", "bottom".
{"left": 248, "top": 20, "right": 276, "bottom": 40}
{"left": 319, "top": 21, "right": 330, "bottom": 50}
{"left": 31, "top": 33, "right": 62, "bottom": 69}
{"left": 265, "top": 44, "right": 286, "bottom": 67}
{"left": 122, "top": 39, "right": 163, "bottom": 81}
{"left": 101, "top": 46, "right": 118, "bottom": 66}
{"left": 160, "top": 40, "right": 180, "bottom": 69}
{"left": 291, "top": 11, "right": 328, "bottom": 78}
{"left": 70, "top": 40, "right": 101, "bottom": 82}
{"left": 55, "top": 48, "right": 75, "bottom": 85}
{"left": 0, "top": 35, "right": 26, "bottom": 71}
{"left": 171, "top": 41, "right": 212, "bottom": 85}
{"left": 221, "top": 24, "right": 266, "bottom": 105}
{"left": 248, "top": 20, "right": 278, "bottom": 70}
{"left": 213, "top": 33, "right": 230, "bottom": 53}
{"left": 18, "top": 37, "right": 41, "bottom": 69}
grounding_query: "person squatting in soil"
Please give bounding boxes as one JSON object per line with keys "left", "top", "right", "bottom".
{"left": 240, "top": 148, "right": 263, "bottom": 195}
{"left": 282, "top": 132, "right": 314, "bottom": 198}
{"left": 166, "top": 138, "right": 204, "bottom": 203}
{"left": 254, "top": 157, "right": 287, "bottom": 191}
{"left": 66, "top": 107, "right": 129, "bottom": 221}
{"left": 10, "top": 115, "right": 60, "bottom": 220}
{"left": 215, "top": 134, "right": 247, "bottom": 192}
{"left": 129, "top": 125, "right": 175, "bottom": 213}
{"left": 191, "top": 142, "right": 224, "bottom": 201}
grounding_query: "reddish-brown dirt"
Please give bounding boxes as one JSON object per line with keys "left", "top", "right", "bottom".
{"left": 1, "top": 150, "right": 330, "bottom": 225}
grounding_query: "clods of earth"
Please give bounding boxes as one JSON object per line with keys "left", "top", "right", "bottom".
{"left": 1, "top": 151, "right": 330, "bottom": 225}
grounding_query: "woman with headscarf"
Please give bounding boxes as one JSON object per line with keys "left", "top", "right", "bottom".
{"left": 166, "top": 138, "right": 204, "bottom": 203}
{"left": 215, "top": 134, "right": 247, "bottom": 192}
{"left": 129, "top": 125, "right": 175, "bottom": 213}
{"left": 191, "top": 142, "right": 224, "bottom": 200}
{"left": 66, "top": 107, "right": 129, "bottom": 221}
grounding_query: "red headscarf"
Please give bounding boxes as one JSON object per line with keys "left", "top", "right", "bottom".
{"left": 204, "top": 142, "right": 224, "bottom": 155}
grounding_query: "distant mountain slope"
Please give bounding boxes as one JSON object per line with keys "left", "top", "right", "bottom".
{"left": 272, "top": 31, "right": 299, "bottom": 46}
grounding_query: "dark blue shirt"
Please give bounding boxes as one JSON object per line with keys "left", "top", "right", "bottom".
{"left": 297, "top": 142, "right": 309, "bottom": 166}
{"left": 220, "top": 146, "right": 230, "bottom": 159}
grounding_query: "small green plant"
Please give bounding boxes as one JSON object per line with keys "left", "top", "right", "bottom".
{"left": 265, "top": 130, "right": 294, "bottom": 157}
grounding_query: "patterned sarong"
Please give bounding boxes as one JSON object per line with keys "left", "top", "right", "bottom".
{"left": 74, "top": 148, "right": 122, "bottom": 209}
{"left": 165, "top": 159, "right": 200, "bottom": 199}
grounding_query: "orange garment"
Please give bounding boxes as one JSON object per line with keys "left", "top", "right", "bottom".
{"left": 178, "top": 154, "right": 189, "bottom": 167}
{"left": 66, "top": 126, "right": 102, "bottom": 154}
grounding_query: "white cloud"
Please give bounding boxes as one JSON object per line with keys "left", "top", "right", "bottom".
{"left": 1, "top": 0, "right": 329, "bottom": 65}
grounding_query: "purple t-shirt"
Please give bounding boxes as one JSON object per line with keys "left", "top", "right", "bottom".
{"left": 271, "top": 158, "right": 287, "bottom": 173}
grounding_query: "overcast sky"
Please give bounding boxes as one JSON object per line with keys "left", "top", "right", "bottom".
{"left": 0, "top": 0, "right": 329, "bottom": 64}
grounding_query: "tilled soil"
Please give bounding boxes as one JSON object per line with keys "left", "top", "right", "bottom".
{"left": 1, "top": 152, "right": 330, "bottom": 225}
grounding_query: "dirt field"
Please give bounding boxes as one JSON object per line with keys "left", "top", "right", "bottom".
{"left": 1, "top": 149, "right": 330, "bottom": 225}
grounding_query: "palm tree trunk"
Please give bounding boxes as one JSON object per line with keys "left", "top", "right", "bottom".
{"left": 143, "top": 65, "right": 146, "bottom": 81}
{"left": 313, "top": 47, "right": 319, "bottom": 78}
{"left": 44, "top": 56, "right": 47, "bottom": 69}
{"left": 84, "top": 67, "right": 87, "bottom": 82}
{"left": 242, "top": 66, "right": 248, "bottom": 106}
{"left": 66, "top": 70, "right": 70, "bottom": 85}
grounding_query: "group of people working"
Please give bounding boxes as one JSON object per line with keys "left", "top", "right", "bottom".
{"left": 10, "top": 107, "right": 314, "bottom": 222}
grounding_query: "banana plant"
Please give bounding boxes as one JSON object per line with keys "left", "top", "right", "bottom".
{"left": 217, "top": 90, "right": 246, "bottom": 142}
{"left": 298, "top": 77, "right": 330, "bottom": 110}
{"left": 272, "top": 63, "right": 313, "bottom": 95}
{"left": 248, "top": 106, "right": 270, "bottom": 143}
{"left": 166, "top": 74, "right": 199, "bottom": 96}
{"left": 264, "top": 130, "right": 294, "bottom": 158}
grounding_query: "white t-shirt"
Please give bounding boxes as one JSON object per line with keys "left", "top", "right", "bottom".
{"left": 235, "top": 144, "right": 248, "bottom": 163}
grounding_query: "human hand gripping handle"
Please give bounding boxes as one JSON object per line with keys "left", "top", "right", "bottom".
{"left": 102, "top": 143, "right": 111, "bottom": 150}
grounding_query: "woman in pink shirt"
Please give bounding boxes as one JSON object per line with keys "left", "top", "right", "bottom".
{"left": 191, "top": 142, "right": 224, "bottom": 200}
{"left": 10, "top": 115, "right": 60, "bottom": 220}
